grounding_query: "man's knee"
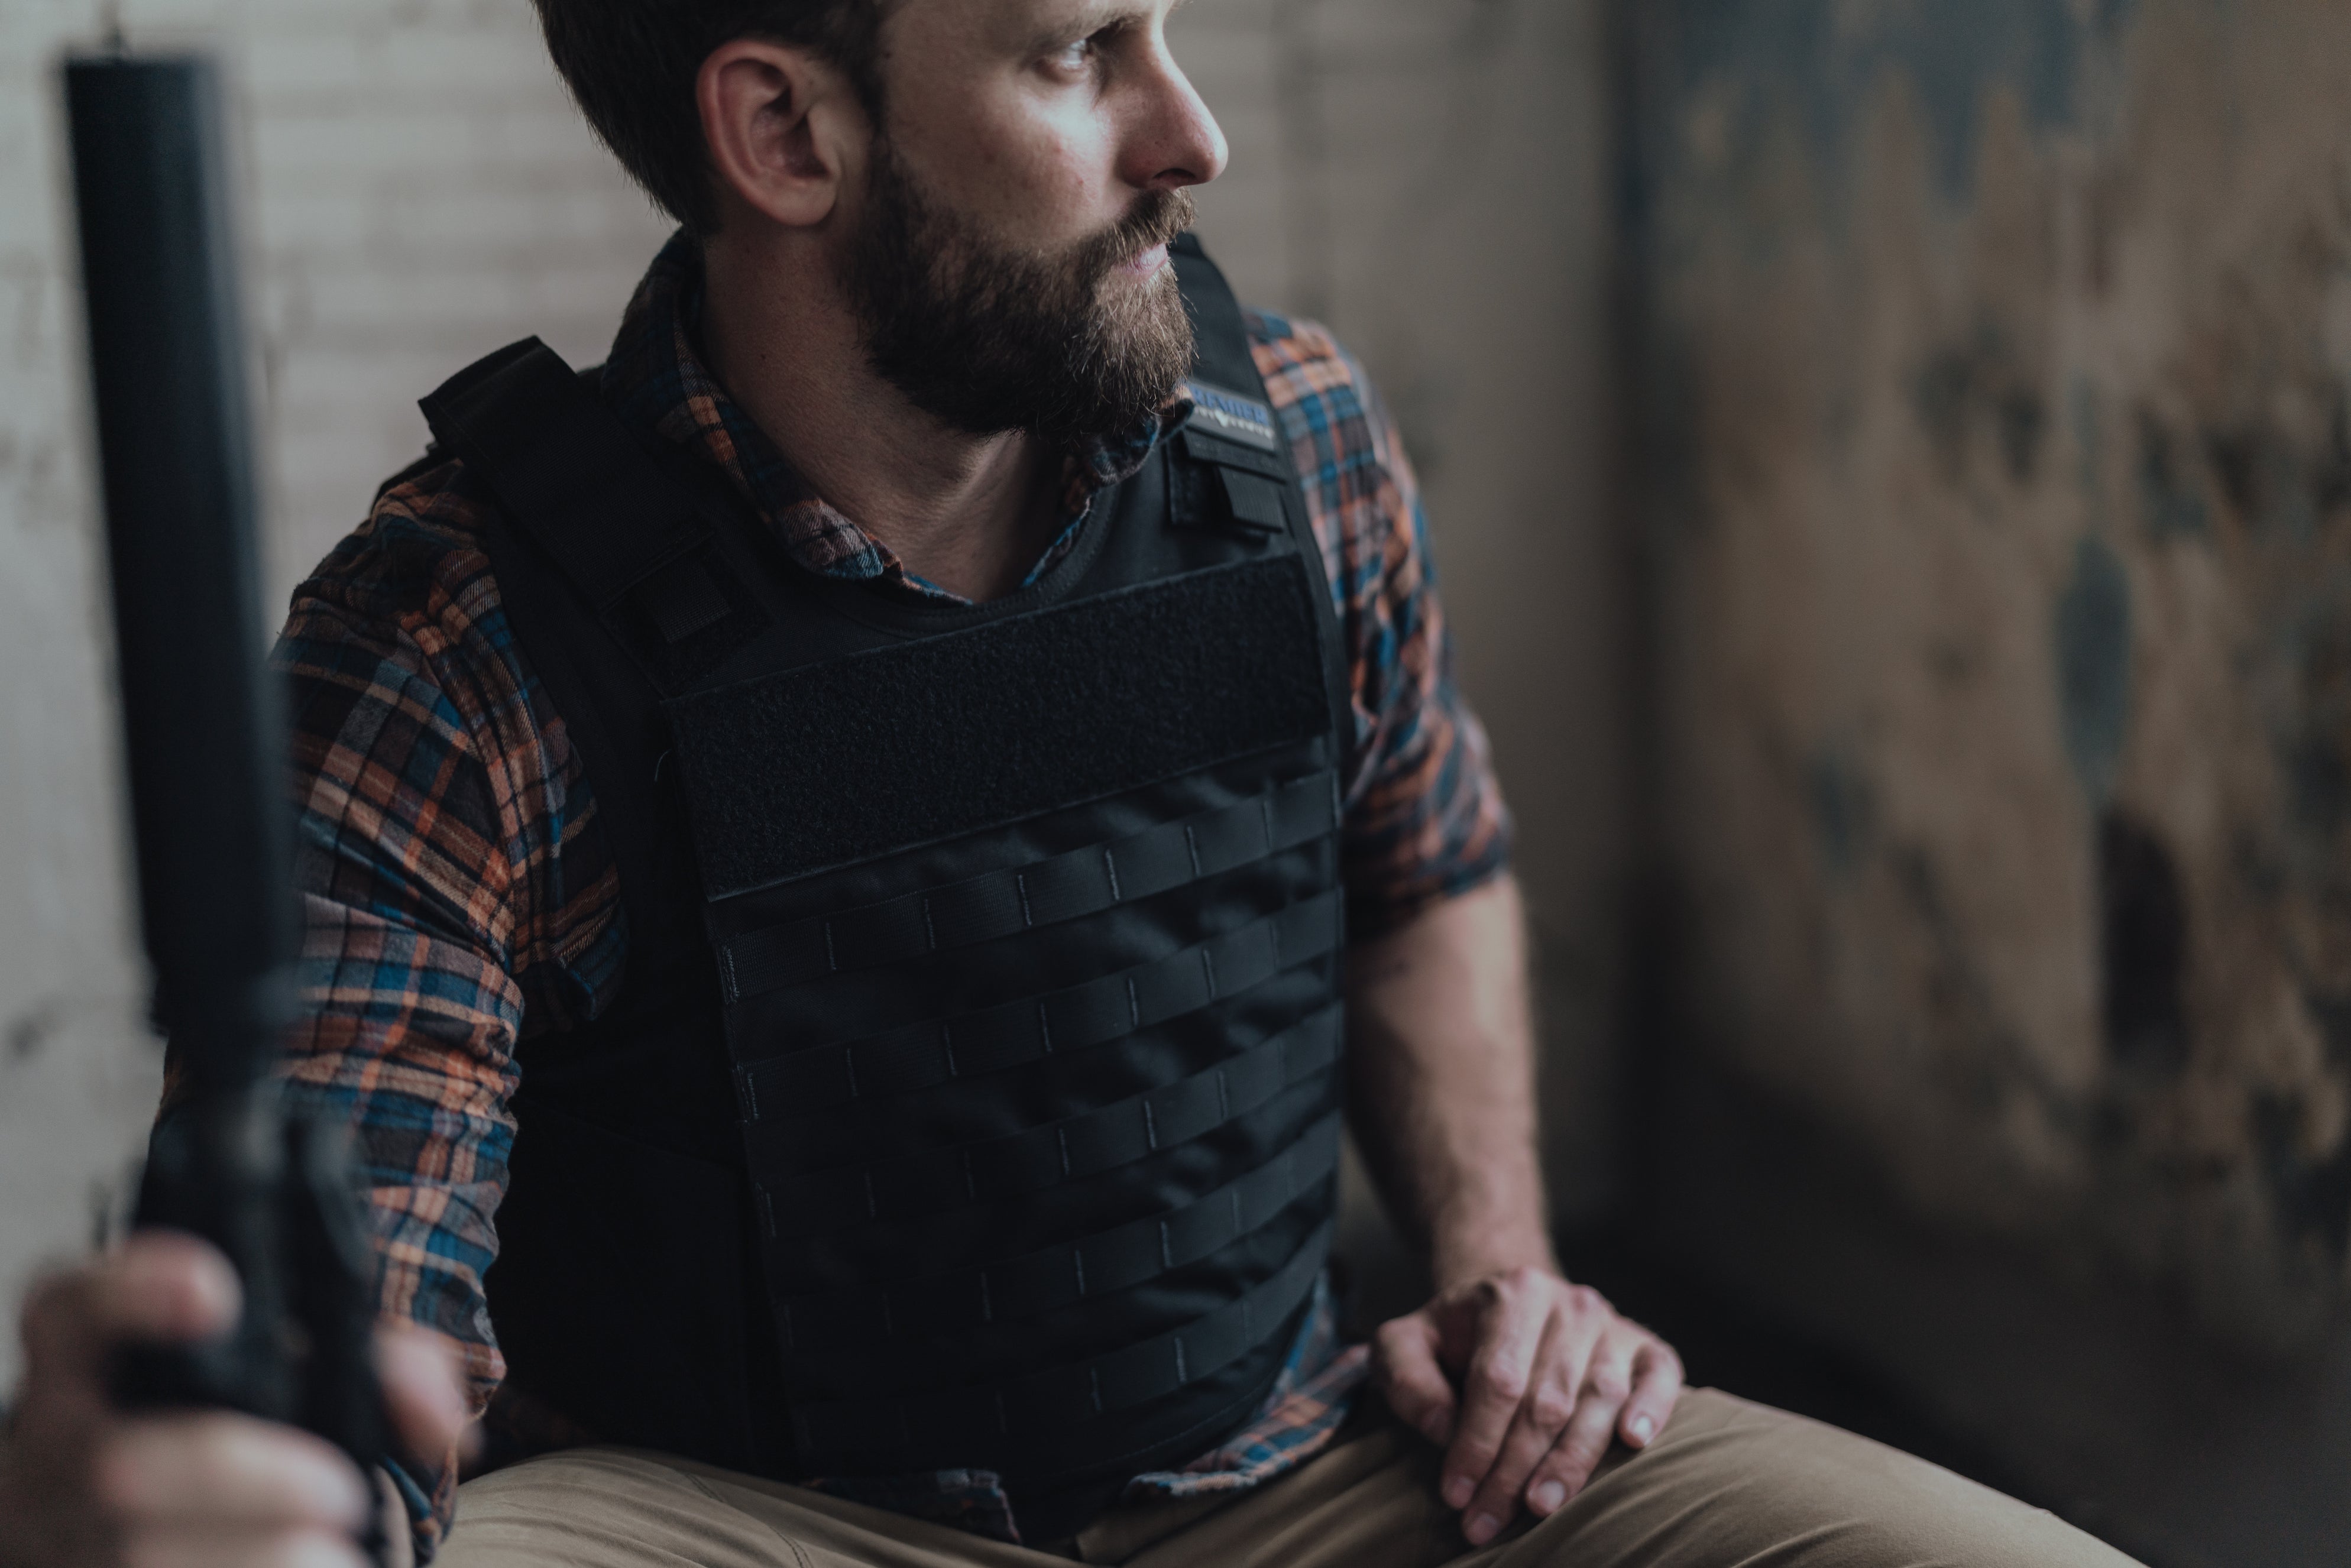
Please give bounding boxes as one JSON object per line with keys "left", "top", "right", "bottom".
{"left": 441, "top": 1449, "right": 737, "bottom": 1568}
{"left": 1529, "top": 1390, "right": 2139, "bottom": 1567}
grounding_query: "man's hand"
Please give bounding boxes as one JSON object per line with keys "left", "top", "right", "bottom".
{"left": 1344, "top": 882, "right": 1679, "bottom": 1540}
{"left": 1374, "top": 1266, "right": 1683, "bottom": 1546}
{"left": 0, "top": 1230, "right": 470, "bottom": 1568}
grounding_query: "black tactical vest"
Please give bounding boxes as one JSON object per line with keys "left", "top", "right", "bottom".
{"left": 422, "top": 237, "right": 1349, "bottom": 1531}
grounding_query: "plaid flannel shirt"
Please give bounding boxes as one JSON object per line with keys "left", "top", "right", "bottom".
{"left": 252, "top": 234, "right": 1510, "bottom": 1558}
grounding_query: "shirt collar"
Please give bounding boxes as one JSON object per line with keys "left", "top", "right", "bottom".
{"left": 599, "top": 230, "right": 1190, "bottom": 604}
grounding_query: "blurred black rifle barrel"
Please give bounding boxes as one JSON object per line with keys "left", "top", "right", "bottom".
{"left": 65, "top": 50, "right": 388, "bottom": 1561}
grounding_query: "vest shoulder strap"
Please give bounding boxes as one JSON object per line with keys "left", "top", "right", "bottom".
{"left": 416, "top": 341, "right": 773, "bottom": 975}
{"left": 1167, "top": 235, "right": 1355, "bottom": 764}
{"left": 420, "top": 339, "right": 698, "bottom": 607}
{"left": 1170, "top": 231, "right": 1259, "bottom": 394}
{"left": 420, "top": 339, "right": 770, "bottom": 695}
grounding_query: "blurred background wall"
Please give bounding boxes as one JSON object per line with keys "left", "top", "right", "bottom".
{"left": 0, "top": 0, "right": 1620, "bottom": 1398}
{"left": 1620, "top": 4, "right": 2351, "bottom": 1565}
{"left": 8, "top": 2, "right": 2350, "bottom": 1565}
{"left": 1640, "top": 0, "right": 2351, "bottom": 1353}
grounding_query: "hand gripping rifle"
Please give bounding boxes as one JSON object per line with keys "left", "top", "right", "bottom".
{"left": 64, "top": 51, "right": 391, "bottom": 1564}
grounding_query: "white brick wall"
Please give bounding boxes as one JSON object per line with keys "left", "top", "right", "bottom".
{"left": 0, "top": 0, "right": 678, "bottom": 1395}
{"left": 0, "top": 0, "right": 1612, "bottom": 1389}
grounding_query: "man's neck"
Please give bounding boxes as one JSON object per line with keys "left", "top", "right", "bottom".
{"left": 701, "top": 233, "right": 1060, "bottom": 602}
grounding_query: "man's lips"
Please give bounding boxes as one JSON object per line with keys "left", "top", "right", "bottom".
{"left": 1119, "top": 241, "right": 1172, "bottom": 278}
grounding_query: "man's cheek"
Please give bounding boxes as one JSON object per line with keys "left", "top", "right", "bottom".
{"left": 994, "top": 115, "right": 1126, "bottom": 246}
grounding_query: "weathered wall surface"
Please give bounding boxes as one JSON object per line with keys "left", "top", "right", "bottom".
{"left": 1640, "top": 0, "right": 2351, "bottom": 1347}
{"left": 0, "top": 0, "right": 1615, "bottom": 1386}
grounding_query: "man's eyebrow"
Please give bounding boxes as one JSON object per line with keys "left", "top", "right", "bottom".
{"left": 1018, "top": 0, "right": 1152, "bottom": 51}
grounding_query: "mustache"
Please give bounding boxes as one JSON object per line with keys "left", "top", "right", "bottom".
{"left": 1071, "top": 187, "right": 1198, "bottom": 284}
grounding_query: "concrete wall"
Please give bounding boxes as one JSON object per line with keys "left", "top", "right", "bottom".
{"left": 1636, "top": 0, "right": 2351, "bottom": 1350}
{"left": 0, "top": 1, "right": 1617, "bottom": 1389}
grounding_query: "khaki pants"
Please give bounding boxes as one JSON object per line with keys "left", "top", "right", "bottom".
{"left": 441, "top": 1389, "right": 2140, "bottom": 1567}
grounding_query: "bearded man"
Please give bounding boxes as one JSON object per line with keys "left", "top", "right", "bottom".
{"left": 1, "top": 5, "right": 2143, "bottom": 1566}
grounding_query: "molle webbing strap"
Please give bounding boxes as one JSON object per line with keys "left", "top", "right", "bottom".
{"left": 668, "top": 558, "right": 1330, "bottom": 899}
{"left": 760, "top": 1006, "right": 1341, "bottom": 1233}
{"left": 776, "top": 1115, "right": 1339, "bottom": 1347}
{"left": 733, "top": 892, "right": 1343, "bottom": 1123}
{"left": 787, "top": 1216, "right": 1334, "bottom": 1458}
{"left": 417, "top": 338, "right": 762, "bottom": 689}
{"left": 720, "top": 772, "right": 1340, "bottom": 1001}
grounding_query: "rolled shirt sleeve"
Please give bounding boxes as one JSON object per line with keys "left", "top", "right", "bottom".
{"left": 1249, "top": 310, "right": 1513, "bottom": 938}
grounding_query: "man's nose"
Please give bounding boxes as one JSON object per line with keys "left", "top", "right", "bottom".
{"left": 1124, "top": 44, "right": 1229, "bottom": 193}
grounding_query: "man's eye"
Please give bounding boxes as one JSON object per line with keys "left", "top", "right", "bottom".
{"left": 1050, "top": 36, "right": 1096, "bottom": 74}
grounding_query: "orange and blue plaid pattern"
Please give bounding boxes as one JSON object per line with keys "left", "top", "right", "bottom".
{"left": 258, "top": 235, "right": 1508, "bottom": 1557}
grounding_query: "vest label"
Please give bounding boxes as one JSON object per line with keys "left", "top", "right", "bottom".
{"left": 1183, "top": 381, "right": 1281, "bottom": 453}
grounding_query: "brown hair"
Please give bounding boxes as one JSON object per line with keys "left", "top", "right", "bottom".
{"left": 531, "top": 1, "right": 885, "bottom": 235}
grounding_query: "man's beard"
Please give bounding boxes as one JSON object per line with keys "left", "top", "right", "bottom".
{"left": 839, "top": 139, "right": 1198, "bottom": 448}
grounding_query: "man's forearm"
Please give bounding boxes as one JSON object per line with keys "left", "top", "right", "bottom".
{"left": 1343, "top": 873, "right": 1554, "bottom": 1289}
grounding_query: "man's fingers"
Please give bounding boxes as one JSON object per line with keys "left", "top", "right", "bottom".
{"left": 1437, "top": 1275, "right": 1547, "bottom": 1512}
{"left": 1524, "top": 1337, "right": 1636, "bottom": 1511}
{"left": 377, "top": 1322, "right": 472, "bottom": 1466}
{"left": 1458, "top": 1308, "right": 1576, "bottom": 1543}
{"left": 118, "top": 1525, "right": 370, "bottom": 1568}
{"left": 1386, "top": 1272, "right": 1689, "bottom": 1534}
{"left": 1458, "top": 1313, "right": 1577, "bottom": 1546}
{"left": 1547, "top": 1285, "right": 1610, "bottom": 1407}
{"left": 96, "top": 1412, "right": 370, "bottom": 1531}
{"left": 1524, "top": 1394, "right": 1623, "bottom": 1514}
{"left": 1372, "top": 1313, "right": 1458, "bottom": 1447}
{"left": 1617, "top": 1336, "right": 1684, "bottom": 1449}
{"left": 19, "top": 1234, "right": 240, "bottom": 1394}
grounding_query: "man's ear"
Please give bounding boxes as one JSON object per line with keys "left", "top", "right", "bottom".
{"left": 696, "top": 38, "right": 863, "bottom": 231}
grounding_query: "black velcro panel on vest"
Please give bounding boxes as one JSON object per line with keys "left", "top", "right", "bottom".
{"left": 668, "top": 558, "right": 1330, "bottom": 900}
